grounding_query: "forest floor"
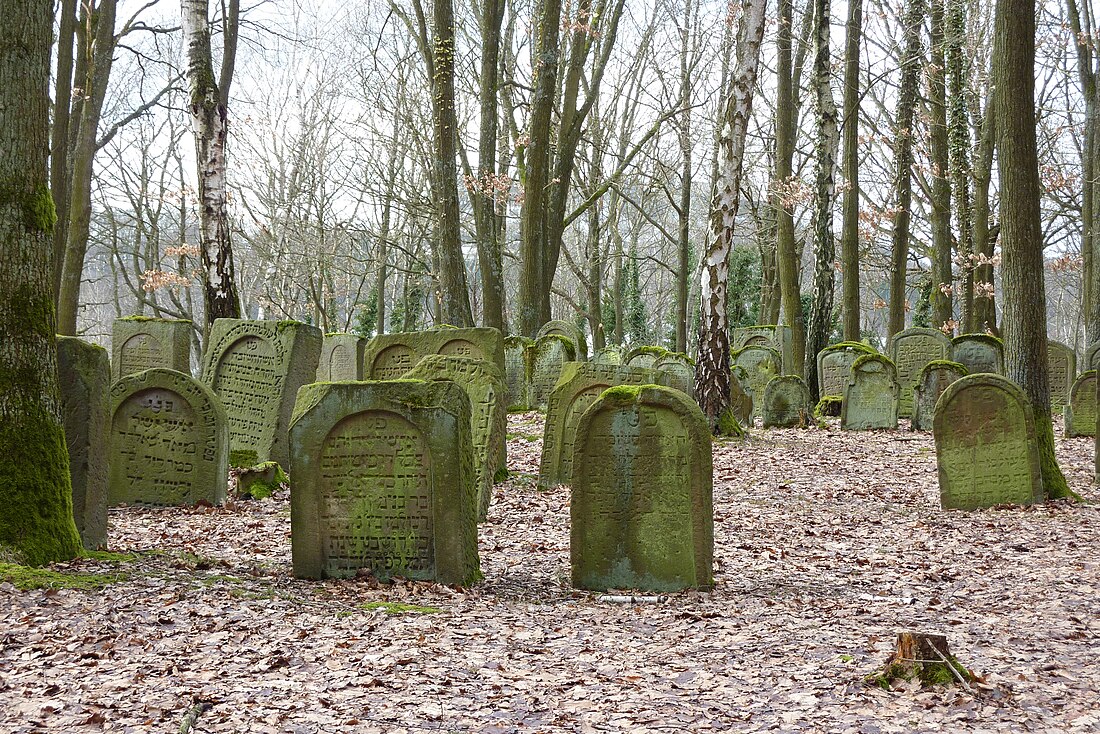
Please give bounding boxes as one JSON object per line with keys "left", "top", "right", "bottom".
{"left": 1, "top": 414, "right": 1099, "bottom": 734}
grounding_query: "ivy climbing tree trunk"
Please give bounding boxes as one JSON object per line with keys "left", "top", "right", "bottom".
{"left": 694, "top": 0, "right": 768, "bottom": 433}
{"left": 0, "top": 0, "right": 83, "bottom": 564}
{"left": 946, "top": 0, "right": 974, "bottom": 332}
{"left": 929, "top": 0, "right": 953, "bottom": 332}
{"left": 840, "top": 0, "right": 862, "bottom": 341}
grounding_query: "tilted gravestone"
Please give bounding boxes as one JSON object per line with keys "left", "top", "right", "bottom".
{"left": 841, "top": 354, "right": 899, "bottom": 430}
{"left": 289, "top": 380, "right": 479, "bottom": 584}
{"left": 729, "top": 366, "right": 754, "bottom": 429}
{"left": 889, "top": 328, "right": 952, "bottom": 417}
{"left": 934, "top": 373, "right": 1044, "bottom": 510}
{"left": 111, "top": 316, "right": 192, "bottom": 381}
{"left": 732, "top": 345, "right": 781, "bottom": 420}
{"left": 653, "top": 353, "right": 695, "bottom": 397}
{"left": 406, "top": 355, "right": 506, "bottom": 520}
{"left": 537, "top": 319, "right": 588, "bottom": 361}
{"left": 817, "top": 342, "right": 877, "bottom": 399}
{"left": 57, "top": 336, "right": 110, "bottom": 549}
{"left": 538, "top": 362, "right": 655, "bottom": 489}
{"left": 1085, "top": 341, "right": 1100, "bottom": 371}
{"left": 108, "top": 368, "right": 228, "bottom": 506}
{"left": 951, "top": 334, "right": 1003, "bottom": 375}
{"left": 503, "top": 336, "right": 534, "bottom": 411}
{"left": 911, "top": 361, "right": 968, "bottom": 431}
{"left": 1064, "top": 371, "right": 1097, "bottom": 438}
{"left": 762, "top": 375, "right": 811, "bottom": 428}
{"left": 530, "top": 334, "right": 576, "bottom": 410}
{"left": 1047, "top": 340, "right": 1076, "bottom": 408}
{"left": 732, "top": 325, "right": 793, "bottom": 373}
{"left": 362, "top": 328, "right": 505, "bottom": 382}
{"left": 591, "top": 347, "right": 623, "bottom": 365}
{"left": 571, "top": 385, "right": 713, "bottom": 592}
{"left": 201, "top": 319, "right": 323, "bottom": 468}
{"left": 623, "top": 345, "right": 669, "bottom": 369}
{"left": 317, "top": 333, "right": 365, "bottom": 381}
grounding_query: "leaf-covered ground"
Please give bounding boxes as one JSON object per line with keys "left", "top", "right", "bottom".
{"left": 1, "top": 415, "right": 1098, "bottom": 733}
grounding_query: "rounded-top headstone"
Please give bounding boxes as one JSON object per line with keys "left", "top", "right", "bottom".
{"left": 889, "top": 327, "right": 952, "bottom": 418}
{"left": 732, "top": 345, "right": 781, "bottom": 420}
{"left": 537, "top": 320, "right": 588, "bottom": 361}
{"left": 911, "top": 360, "right": 968, "bottom": 431}
{"left": 653, "top": 352, "right": 695, "bottom": 398}
{"left": 623, "top": 345, "right": 670, "bottom": 370}
{"left": 591, "top": 346, "right": 623, "bottom": 365}
{"left": 841, "top": 353, "right": 899, "bottom": 430}
{"left": 951, "top": 333, "right": 1003, "bottom": 375}
{"left": 1065, "top": 370, "right": 1097, "bottom": 438}
{"left": 762, "top": 375, "right": 811, "bottom": 428}
{"left": 503, "top": 336, "right": 535, "bottom": 411}
{"left": 1047, "top": 340, "right": 1077, "bottom": 408}
{"left": 530, "top": 334, "right": 576, "bottom": 410}
{"left": 817, "top": 342, "right": 877, "bottom": 399}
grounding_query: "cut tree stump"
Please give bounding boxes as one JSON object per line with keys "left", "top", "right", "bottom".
{"left": 868, "top": 631, "right": 975, "bottom": 690}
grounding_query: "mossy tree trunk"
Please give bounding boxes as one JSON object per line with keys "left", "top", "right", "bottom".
{"left": 0, "top": 0, "right": 83, "bottom": 565}
{"left": 839, "top": 0, "right": 862, "bottom": 342}
{"left": 928, "top": 0, "right": 953, "bottom": 332}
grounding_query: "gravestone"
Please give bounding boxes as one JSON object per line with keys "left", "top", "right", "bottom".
{"left": 934, "top": 374, "right": 1043, "bottom": 510}
{"left": 889, "top": 328, "right": 952, "bottom": 417}
{"left": 406, "top": 355, "right": 506, "bottom": 520}
{"left": 762, "top": 375, "right": 811, "bottom": 428}
{"left": 362, "top": 328, "right": 505, "bottom": 381}
{"left": 732, "top": 345, "right": 781, "bottom": 420}
{"left": 571, "top": 385, "right": 713, "bottom": 592}
{"left": 530, "top": 334, "right": 576, "bottom": 410}
{"left": 653, "top": 353, "right": 695, "bottom": 397}
{"left": 288, "top": 380, "right": 479, "bottom": 584}
{"left": 623, "top": 345, "right": 669, "bottom": 369}
{"left": 817, "top": 342, "right": 877, "bottom": 399}
{"left": 911, "top": 361, "right": 968, "bottom": 431}
{"left": 1065, "top": 371, "right": 1097, "bottom": 438}
{"left": 317, "top": 333, "right": 365, "bottom": 381}
{"left": 108, "top": 368, "right": 228, "bottom": 506}
{"left": 57, "top": 336, "right": 110, "bottom": 549}
{"left": 111, "top": 316, "right": 192, "bottom": 381}
{"left": 503, "top": 336, "right": 534, "bottom": 411}
{"left": 1047, "top": 340, "right": 1076, "bottom": 408}
{"left": 1085, "top": 341, "right": 1100, "bottom": 371}
{"left": 537, "top": 319, "right": 588, "bottom": 361}
{"left": 732, "top": 325, "right": 793, "bottom": 373}
{"left": 201, "top": 319, "right": 323, "bottom": 468}
{"left": 841, "top": 354, "right": 899, "bottom": 430}
{"left": 538, "top": 362, "right": 655, "bottom": 489}
{"left": 729, "top": 366, "right": 754, "bottom": 429}
{"left": 951, "top": 334, "right": 1003, "bottom": 375}
{"left": 591, "top": 347, "right": 622, "bottom": 365}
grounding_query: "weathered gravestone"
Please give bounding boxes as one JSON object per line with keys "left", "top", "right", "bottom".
{"left": 537, "top": 319, "right": 588, "bottom": 361}
{"left": 623, "top": 345, "right": 669, "bottom": 369}
{"left": 201, "top": 319, "right": 322, "bottom": 468}
{"left": 538, "top": 362, "right": 655, "bottom": 489}
{"left": 911, "top": 361, "right": 968, "bottom": 431}
{"left": 732, "top": 345, "right": 781, "bottom": 421}
{"left": 732, "top": 325, "right": 793, "bottom": 373}
{"left": 889, "top": 328, "right": 952, "bottom": 417}
{"left": 841, "top": 354, "right": 899, "bottom": 430}
{"left": 571, "top": 385, "right": 713, "bottom": 592}
{"left": 1047, "top": 340, "right": 1076, "bottom": 408}
{"left": 817, "top": 342, "right": 877, "bottom": 399}
{"left": 362, "top": 328, "right": 505, "bottom": 381}
{"left": 951, "top": 334, "right": 1003, "bottom": 375}
{"left": 57, "top": 336, "right": 110, "bottom": 549}
{"left": 503, "top": 336, "right": 534, "bottom": 411}
{"left": 317, "top": 333, "right": 365, "bottom": 381}
{"left": 1065, "top": 371, "right": 1097, "bottom": 438}
{"left": 933, "top": 373, "right": 1044, "bottom": 510}
{"left": 653, "top": 353, "right": 695, "bottom": 397}
{"left": 108, "top": 368, "right": 228, "bottom": 506}
{"left": 729, "top": 366, "right": 754, "bottom": 429}
{"left": 111, "top": 316, "right": 192, "bottom": 381}
{"left": 591, "top": 347, "right": 623, "bottom": 365}
{"left": 1085, "top": 341, "right": 1100, "bottom": 371}
{"left": 762, "top": 375, "right": 811, "bottom": 428}
{"left": 289, "top": 380, "right": 479, "bottom": 584}
{"left": 530, "top": 334, "right": 576, "bottom": 410}
{"left": 406, "top": 355, "right": 506, "bottom": 520}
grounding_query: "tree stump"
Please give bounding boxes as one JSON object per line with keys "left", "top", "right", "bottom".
{"left": 868, "top": 631, "right": 975, "bottom": 690}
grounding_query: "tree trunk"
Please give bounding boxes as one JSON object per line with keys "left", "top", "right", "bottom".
{"left": 947, "top": 0, "right": 974, "bottom": 333}
{"left": 676, "top": 0, "right": 694, "bottom": 352}
{"left": 840, "top": 0, "right": 862, "bottom": 341}
{"left": 971, "top": 92, "right": 998, "bottom": 332}
{"left": 0, "top": 0, "right": 83, "bottom": 564}
{"left": 51, "top": 0, "right": 78, "bottom": 305}
{"left": 929, "top": 0, "right": 953, "bottom": 332}
{"left": 993, "top": 0, "right": 1072, "bottom": 499}
{"left": 473, "top": 0, "right": 505, "bottom": 331}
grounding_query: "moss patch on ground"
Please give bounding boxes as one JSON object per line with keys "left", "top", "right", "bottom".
{"left": 0, "top": 562, "right": 126, "bottom": 591}
{"left": 359, "top": 601, "right": 442, "bottom": 615}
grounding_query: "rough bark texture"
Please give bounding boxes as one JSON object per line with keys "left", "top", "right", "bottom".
{"left": 929, "top": 0, "right": 953, "bottom": 331}
{"left": 0, "top": 0, "right": 83, "bottom": 565}
{"left": 947, "top": 0, "right": 974, "bottom": 332}
{"left": 50, "top": 0, "right": 78, "bottom": 305}
{"left": 676, "top": 0, "right": 695, "bottom": 353}
{"left": 840, "top": 0, "right": 862, "bottom": 341}
{"left": 474, "top": 0, "right": 506, "bottom": 331}
{"left": 971, "top": 92, "right": 998, "bottom": 332}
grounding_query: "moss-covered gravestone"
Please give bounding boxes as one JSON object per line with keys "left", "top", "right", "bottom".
{"left": 729, "top": 366, "right": 754, "bottom": 428}
{"left": 571, "top": 385, "right": 713, "bottom": 592}
{"left": 592, "top": 347, "right": 622, "bottom": 365}
{"left": 841, "top": 354, "right": 899, "bottom": 430}
{"left": 1047, "top": 340, "right": 1076, "bottom": 408}
{"left": 653, "top": 353, "right": 695, "bottom": 397}
{"left": 537, "top": 319, "right": 587, "bottom": 361}
{"left": 406, "top": 355, "right": 506, "bottom": 519}
{"left": 530, "top": 334, "right": 576, "bottom": 410}
{"left": 951, "top": 334, "right": 1003, "bottom": 375}
{"left": 288, "top": 380, "right": 479, "bottom": 584}
{"left": 732, "top": 325, "right": 793, "bottom": 373}
{"left": 317, "top": 333, "right": 365, "bottom": 381}
{"left": 538, "top": 362, "right": 655, "bottom": 489}
{"left": 503, "top": 336, "right": 534, "bottom": 411}
{"left": 623, "top": 345, "right": 669, "bottom": 369}
{"left": 201, "top": 319, "right": 322, "bottom": 468}
{"left": 911, "top": 361, "right": 968, "bottom": 431}
{"left": 57, "top": 336, "right": 110, "bottom": 549}
{"left": 108, "top": 368, "right": 228, "bottom": 506}
{"left": 111, "top": 316, "right": 192, "bottom": 381}
{"left": 889, "top": 328, "right": 951, "bottom": 418}
{"left": 762, "top": 375, "right": 811, "bottom": 428}
{"left": 362, "top": 328, "right": 506, "bottom": 381}
{"left": 1065, "top": 371, "right": 1097, "bottom": 438}
{"left": 817, "top": 342, "right": 877, "bottom": 399}
{"left": 1085, "top": 341, "right": 1100, "bottom": 371}
{"left": 732, "top": 345, "right": 781, "bottom": 421}
{"left": 933, "top": 373, "right": 1044, "bottom": 510}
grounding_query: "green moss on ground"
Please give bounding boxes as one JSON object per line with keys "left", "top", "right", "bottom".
{"left": 237, "top": 462, "right": 289, "bottom": 500}
{"left": 359, "top": 601, "right": 442, "bottom": 615}
{"left": 0, "top": 562, "right": 126, "bottom": 591}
